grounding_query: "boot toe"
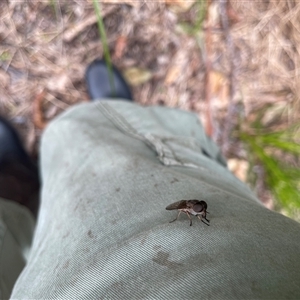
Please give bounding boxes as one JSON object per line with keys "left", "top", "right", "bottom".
{"left": 85, "top": 59, "right": 133, "bottom": 101}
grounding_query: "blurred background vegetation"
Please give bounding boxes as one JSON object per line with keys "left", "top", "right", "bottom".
{"left": 0, "top": 0, "right": 299, "bottom": 220}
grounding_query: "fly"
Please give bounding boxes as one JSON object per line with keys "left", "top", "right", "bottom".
{"left": 166, "top": 200, "right": 210, "bottom": 226}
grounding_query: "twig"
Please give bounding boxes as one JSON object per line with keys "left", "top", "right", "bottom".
{"left": 204, "top": 0, "right": 213, "bottom": 137}
{"left": 63, "top": 7, "right": 115, "bottom": 43}
{"left": 63, "top": 15, "right": 98, "bottom": 43}
{"left": 33, "top": 90, "right": 47, "bottom": 130}
{"left": 219, "top": 0, "right": 238, "bottom": 156}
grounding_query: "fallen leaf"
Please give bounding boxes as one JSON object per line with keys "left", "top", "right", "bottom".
{"left": 208, "top": 2, "right": 220, "bottom": 27}
{"left": 164, "top": 49, "right": 188, "bottom": 86}
{"left": 209, "top": 70, "right": 229, "bottom": 108}
{"left": 165, "top": 0, "right": 196, "bottom": 13}
{"left": 100, "top": 0, "right": 139, "bottom": 7}
{"left": 227, "top": 159, "right": 249, "bottom": 182}
{"left": 261, "top": 102, "right": 287, "bottom": 126}
{"left": 123, "top": 67, "right": 152, "bottom": 86}
{"left": 46, "top": 73, "right": 70, "bottom": 92}
{"left": 113, "top": 36, "right": 128, "bottom": 60}
{"left": 164, "top": 66, "right": 180, "bottom": 85}
{"left": 227, "top": 2, "right": 241, "bottom": 25}
{"left": 0, "top": 68, "right": 10, "bottom": 88}
{"left": 33, "top": 90, "right": 48, "bottom": 130}
{"left": 209, "top": 70, "right": 228, "bottom": 94}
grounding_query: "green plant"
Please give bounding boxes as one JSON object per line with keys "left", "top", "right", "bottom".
{"left": 240, "top": 117, "right": 300, "bottom": 220}
{"left": 92, "top": 0, "right": 115, "bottom": 94}
{"left": 0, "top": 51, "right": 11, "bottom": 61}
{"left": 178, "top": 0, "right": 206, "bottom": 36}
{"left": 49, "top": 0, "right": 59, "bottom": 20}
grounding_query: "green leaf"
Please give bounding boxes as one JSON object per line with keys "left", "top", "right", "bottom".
{"left": 92, "top": 0, "right": 115, "bottom": 95}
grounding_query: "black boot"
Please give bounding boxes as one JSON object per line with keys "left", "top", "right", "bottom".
{"left": 85, "top": 59, "right": 133, "bottom": 101}
{"left": 0, "top": 116, "right": 40, "bottom": 217}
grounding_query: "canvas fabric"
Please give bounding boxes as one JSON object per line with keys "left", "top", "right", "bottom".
{"left": 3, "top": 101, "right": 300, "bottom": 299}
{"left": 0, "top": 199, "right": 34, "bottom": 299}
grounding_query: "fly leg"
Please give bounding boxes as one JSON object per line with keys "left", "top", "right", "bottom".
{"left": 185, "top": 212, "right": 193, "bottom": 226}
{"left": 203, "top": 212, "right": 210, "bottom": 223}
{"left": 169, "top": 210, "right": 181, "bottom": 223}
{"left": 197, "top": 215, "right": 210, "bottom": 226}
{"left": 203, "top": 216, "right": 210, "bottom": 223}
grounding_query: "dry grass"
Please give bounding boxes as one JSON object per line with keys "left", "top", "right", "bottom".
{"left": 0, "top": 0, "right": 299, "bottom": 211}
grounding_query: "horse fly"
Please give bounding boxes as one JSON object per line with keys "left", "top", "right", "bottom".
{"left": 166, "top": 200, "right": 210, "bottom": 226}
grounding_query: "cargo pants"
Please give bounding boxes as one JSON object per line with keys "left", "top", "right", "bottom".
{"left": 1, "top": 101, "right": 300, "bottom": 299}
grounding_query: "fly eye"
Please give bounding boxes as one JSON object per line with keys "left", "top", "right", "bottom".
{"left": 200, "top": 200, "right": 207, "bottom": 209}
{"left": 193, "top": 204, "right": 204, "bottom": 212}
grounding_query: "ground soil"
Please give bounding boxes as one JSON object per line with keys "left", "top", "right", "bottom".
{"left": 1, "top": 0, "right": 299, "bottom": 216}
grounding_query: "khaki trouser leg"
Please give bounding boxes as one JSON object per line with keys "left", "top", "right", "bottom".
{"left": 8, "top": 101, "right": 300, "bottom": 299}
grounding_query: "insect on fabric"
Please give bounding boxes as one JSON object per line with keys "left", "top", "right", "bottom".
{"left": 166, "top": 200, "right": 210, "bottom": 226}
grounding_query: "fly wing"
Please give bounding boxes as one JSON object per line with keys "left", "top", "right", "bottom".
{"left": 166, "top": 200, "right": 187, "bottom": 210}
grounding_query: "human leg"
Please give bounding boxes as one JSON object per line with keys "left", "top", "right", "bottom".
{"left": 10, "top": 100, "right": 300, "bottom": 299}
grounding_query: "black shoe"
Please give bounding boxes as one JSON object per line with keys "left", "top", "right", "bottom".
{"left": 0, "top": 116, "right": 40, "bottom": 216}
{"left": 85, "top": 59, "right": 133, "bottom": 101}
